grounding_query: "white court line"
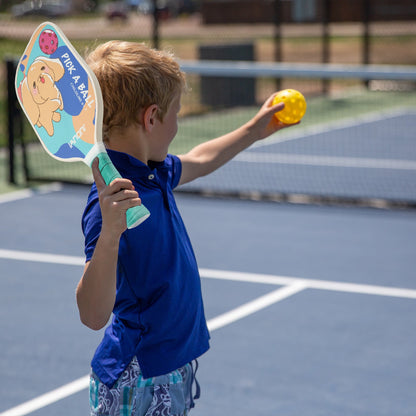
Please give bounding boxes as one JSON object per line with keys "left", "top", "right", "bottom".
{"left": 207, "top": 282, "right": 306, "bottom": 331}
{"left": 235, "top": 152, "right": 416, "bottom": 170}
{"left": 0, "top": 376, "right": 90, "bottom": 416}
{"left": 1, "top": 249, "right": 416, "bottom": 299}
{"left": 199, "top": 268, "right": 416, "bottom": 300}
{"left": 0, "top": 249, "right": 84, "bottom": 266}
{"left": 0, "top": 281, "right": 304, "bottom": 416}
{"left": 0, "top": 183, "right": 63, "bottom": 204}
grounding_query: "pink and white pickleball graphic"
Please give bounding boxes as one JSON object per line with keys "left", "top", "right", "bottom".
{"left": 38, "top": 29, "right": 58, "bottom": 54}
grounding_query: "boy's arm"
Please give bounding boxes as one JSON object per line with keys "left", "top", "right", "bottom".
{"left": 76, "top": 159, "right": 142, "bottom": 330}
{"left": 178, "top": 93, "right": 291, "bottom": 185}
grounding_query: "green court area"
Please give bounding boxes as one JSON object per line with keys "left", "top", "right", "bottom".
{"left": 172, "top": 88, "right": 416, "bottom": 153}
{"left": 2, "top": 88, "right": 415, "bottom": 190}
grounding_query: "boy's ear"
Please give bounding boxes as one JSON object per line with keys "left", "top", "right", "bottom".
{"left": 143, "top": 104, "right": 159, "bottom": 132}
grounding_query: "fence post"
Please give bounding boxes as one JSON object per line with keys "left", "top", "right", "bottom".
{"left": 362, "top": 0, "right": 371, "bottom": 88}
{"left": 152, "top": 0, "right": 160, "bottom": 49}
{"left": 322, "top": 0, "right": 331, "bottom": 94}
{"left": 6, "top": 59, "right": 16, "bottom": 185}
{"left": 273, "top": 0, "right": 282, "bottom": 91}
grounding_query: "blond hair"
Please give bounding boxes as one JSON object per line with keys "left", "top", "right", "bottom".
{"left": 86, "top": 41, "right": 186, "bottom": 138}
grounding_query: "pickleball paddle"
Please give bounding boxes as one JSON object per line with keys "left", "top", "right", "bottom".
{"left": 15, "top": 22, "right": 150, "bottom": 228}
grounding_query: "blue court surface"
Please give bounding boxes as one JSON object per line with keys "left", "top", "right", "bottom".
{"left": 181, "top": 110, "right": 416, "bottom": 204}
{"left": 0, "top": 185, "right": 416, "bottom": 416}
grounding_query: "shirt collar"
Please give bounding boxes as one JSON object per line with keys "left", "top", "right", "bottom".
{"left": 107, "top": 149, "right": 168, "bottom": 180}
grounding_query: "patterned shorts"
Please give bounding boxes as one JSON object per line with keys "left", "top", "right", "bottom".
{"left": 89, "top": 357, "right": 200, "bottom": 416}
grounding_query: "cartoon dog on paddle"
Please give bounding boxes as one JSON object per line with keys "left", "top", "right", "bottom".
{"left": 19, "top": 57, "right": 65, "bottom": 136}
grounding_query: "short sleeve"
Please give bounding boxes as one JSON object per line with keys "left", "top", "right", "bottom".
{"left": 82, "top": 184, "right": 102, "bottom": 262}
{"left": 166, "top": 154, "right": 182, "bottom": 189}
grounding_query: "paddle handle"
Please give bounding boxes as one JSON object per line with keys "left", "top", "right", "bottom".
{"left": 97, "top": 152, "right": 150, "bottom": 229}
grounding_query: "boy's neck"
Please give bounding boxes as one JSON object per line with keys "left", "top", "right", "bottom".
{"left": 105, "top": 124, "right": 149, "bottom": 165}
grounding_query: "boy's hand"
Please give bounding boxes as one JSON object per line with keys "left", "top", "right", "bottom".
{"left": 92, "top": 158, "right": 142, "bottom": 237}
{"left": 249, "top": 92, "right": 300, "bottom": 142}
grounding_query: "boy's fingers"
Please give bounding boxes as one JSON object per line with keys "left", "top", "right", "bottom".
{"left": 264, "top": 94, "right": 285, "bottom": 114}
{"left": 110, "top": 188, "right": 140, "bottom": 203}
{"left": 118, "top": 197, "right": 143, "bottom": 211}
{"left": 267, "top": 92, "right": 279, "bottom": 103}
{"left": 92, "top": 159, "right": 135, "bottom": 193}
{"left": 92, "top": 158, "right": 107, "bottom": 191}
{"left": 107, "top": 177, "right": 135, "bottom": 192}
{"left": 271, "top": 101, "right": 285, "bottom": 113}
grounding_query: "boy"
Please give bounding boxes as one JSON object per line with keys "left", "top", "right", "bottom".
{"left": 76, "top": 40, "right": 292, "bottom": 416}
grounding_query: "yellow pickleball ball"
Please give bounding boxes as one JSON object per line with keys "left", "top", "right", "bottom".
{"left": 272, "top": 89, "right": 307, "bottom": 124}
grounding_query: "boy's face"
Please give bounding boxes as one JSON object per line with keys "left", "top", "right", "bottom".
{"left": 150, "top": 93, "right": 181, "bottom": 162}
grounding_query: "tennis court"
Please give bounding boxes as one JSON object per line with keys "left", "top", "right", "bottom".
{"left": 0, "top": 178, "right": 415, "bottom": 415}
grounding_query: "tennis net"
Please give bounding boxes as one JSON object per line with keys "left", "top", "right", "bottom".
{"left": 10, "top": 60, "right": 416, "bottom": 208}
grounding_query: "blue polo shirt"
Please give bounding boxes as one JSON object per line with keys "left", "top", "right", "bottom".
{"left": 82, "top": 150, "right": 210, "bottom": 388}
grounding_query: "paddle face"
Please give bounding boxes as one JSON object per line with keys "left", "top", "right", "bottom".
{"left": 15, "top": 22, "right": 102, "bottom": 163}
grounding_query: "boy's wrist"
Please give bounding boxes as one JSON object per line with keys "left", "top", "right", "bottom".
{"left": 99, "top": 226, "right": 122, "bottom": 250}
{"left": 242, "top": 119, "right": 262, "bottom": 144}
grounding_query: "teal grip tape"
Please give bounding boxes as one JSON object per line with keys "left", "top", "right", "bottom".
{"left": 97, "top": 152, "right": 150, "bottom": 228}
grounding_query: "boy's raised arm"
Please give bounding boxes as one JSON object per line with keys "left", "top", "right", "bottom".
{"left": 76, "top": 159, "right": 142, "bottom": 330}
{"left": 178, "top": 94, "right": 291, "bottom": 186}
